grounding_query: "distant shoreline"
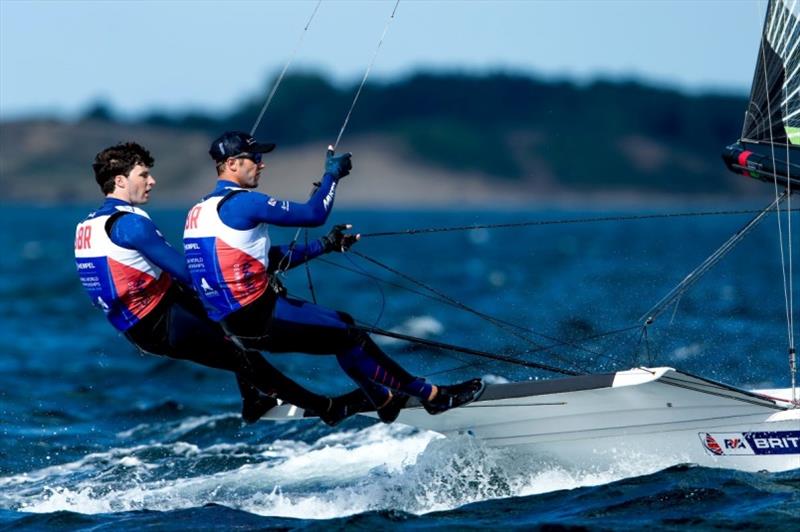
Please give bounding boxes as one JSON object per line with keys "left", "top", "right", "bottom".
{"left": 2, "top": 191, "right": 776, "bottom": 211}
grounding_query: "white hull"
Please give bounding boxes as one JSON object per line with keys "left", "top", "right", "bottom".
{"left": 396, "top": 368, "right": 800, "bottom": 472}
{"left": 266, "top": 367, "right": 800, "bottom": 472}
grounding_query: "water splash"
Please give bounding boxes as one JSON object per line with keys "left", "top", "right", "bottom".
{"left": 1, "top": 415, "right": 687, "bottom": 519}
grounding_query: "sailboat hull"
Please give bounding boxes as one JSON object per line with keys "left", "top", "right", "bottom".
{"left": 264, "top": 367, "right": 800, "bottom": 472}
{"left": 390, "top": 367, "right": 800, "bottom": 473}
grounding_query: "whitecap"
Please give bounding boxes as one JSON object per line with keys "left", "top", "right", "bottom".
{"left": 376, "top": 315, "right": 444, "bottom": 346}
{"left": 2, "top": 419, "right": 685, "bottom": 519}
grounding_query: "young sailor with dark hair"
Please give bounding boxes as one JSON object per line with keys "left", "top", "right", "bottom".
{"left": 74, "top": 142, "right": 357, "bottom": 426}
{"left": 183, "top": 132, "right": 485, "bottom": 422}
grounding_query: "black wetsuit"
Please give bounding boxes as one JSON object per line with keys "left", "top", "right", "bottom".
{"left": 185, "top": 180, "right": 434, "bottom": 409}
{"left": 125, "top": 283, "right": 332, "bottom": 414}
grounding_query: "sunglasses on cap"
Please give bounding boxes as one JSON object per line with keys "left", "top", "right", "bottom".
{"left": 233, "top": 152, "right": 262, "bottom": 164}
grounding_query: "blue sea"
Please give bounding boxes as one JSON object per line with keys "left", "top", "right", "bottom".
{"left": 1, "top": 201, "right": 798, "bottom": 530}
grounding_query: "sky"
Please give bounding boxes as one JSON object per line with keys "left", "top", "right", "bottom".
{"left": 0, "top": 0, "right": 769, "bottom": 120}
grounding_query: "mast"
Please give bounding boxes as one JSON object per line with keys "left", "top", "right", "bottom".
{"left": 722, "top": 0, "right": 799, "bottom": 405}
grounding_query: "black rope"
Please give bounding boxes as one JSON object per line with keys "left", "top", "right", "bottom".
{"left": 639, "top": 193, "right": 787, "bottom": 324}
{"left": 282, "top": 287, "right": 586, "bottom": 377}
{"left": 360, "top": 207, "right": 800, "bottom": 239}
{"left": 634, "top": 326, "right": 647, "bottom": 367}
{"left": 350, "top": 250, "right": 640, "bottom": 368}
{"left": 318, "top": 254, "right": 638, "bottom": 367}
{"left": 355, "top": 324, "right": 581, "bottom": 376}
{"left": 342, "top": 252, "right": 387, "bottom": 329}
{"left": 307, "top": 206, "right": 800, "bottom": 377}
{"left": 425, "top": 361, "right": 483, "bottom": 378}
{"left": 362, "top": 320, "right": 640, "bottom": 378}
{"left": 304, "top": 229, "right": 317, "bottom": 303}
{"left": 350, "top": 250, "right": 593, "bottom": 373}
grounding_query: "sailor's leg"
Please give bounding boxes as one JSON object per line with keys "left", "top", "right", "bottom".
{"left": 268, "top": 297, "right": 433, "bottom": 403}
{"left": 235, "top": 373, "right": 277, "bottom": 424}
{"left": 219, "top": 289, "right": 279, "bottom": 351}
{"left": 336, "top": 339, "right": 432, "bottom": 402}
{"left": 163, "top": 299, "right": 333, "bottom": 415}
{"left": 266, "top": 298, "right": 484, "bottom": 415}
{"left": 126, "top": 299, "right": 273, "bottom": 420}
{"left": 235, "top": 373, "right": 261, "bottom": 404}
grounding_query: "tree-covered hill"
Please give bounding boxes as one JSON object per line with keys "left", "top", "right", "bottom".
{"left": 1, "top": 71, "right": 761, "bottom": 203}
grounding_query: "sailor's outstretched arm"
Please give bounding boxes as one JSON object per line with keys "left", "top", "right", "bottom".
{"left": 267, "top": 240, "right": 326, "bottom": 272}
{"left": 220, "top": 150, "right": 352, "bottom": 229}
{"left": 220, "top": 173, "right": 339, "bottom": 229}
{"left": 267, "top": 224, "right": 360, "bottom": 272}
{"left": 110, "top": 213, "right": 192, "bottom": 285}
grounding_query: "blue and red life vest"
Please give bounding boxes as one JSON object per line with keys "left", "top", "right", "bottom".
{"left": 74, "top": 205, "right": 172, "bottom": 331}
{"left": 183, "top": 188, "right": 271, "bottom": 320}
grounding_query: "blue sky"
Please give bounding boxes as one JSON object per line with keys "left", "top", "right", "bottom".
{"left": 0, "top": 0, "right": 767, "bottom": 120}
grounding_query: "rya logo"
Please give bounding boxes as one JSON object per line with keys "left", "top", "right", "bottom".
{"left": 700, "top": 431, "right": 800, "bottom": 456}
{"left": 724, "top": 438, "right": 746, "bottom": 449}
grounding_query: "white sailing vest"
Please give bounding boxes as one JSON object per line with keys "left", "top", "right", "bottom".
{"left": 74, "top": 206, "right": 171, "bottom": 331}
{"left": 183, "top": 188, "right": 271, "bottom": 320}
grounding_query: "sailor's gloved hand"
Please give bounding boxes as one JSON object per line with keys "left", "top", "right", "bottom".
{"left": 322, "top": 224, "right": 360, "bottom": 253}
{"left": 325, "top": 146, "right": 352, "bottom": 180}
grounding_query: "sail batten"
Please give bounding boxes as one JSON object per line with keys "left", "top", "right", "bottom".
{"left": 784, "top": 106, "right": 800, "bottom": 120}
{"left": 778, "top": 0, "right": 799, "bottom": 55}
{"left": 768, "top": 2, "right": 785, "bottom": 46}
{"left": 782, "top": 46, "right": 800, "bottom": 89}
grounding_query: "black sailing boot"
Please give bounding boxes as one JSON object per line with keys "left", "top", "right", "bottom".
{"left": 237, "top": 373, "right": 279, "bottom": 424}
{"left": 377, "top": 393, "right": 410, "bottom": 423}
{"left": 241, "top": 393, "right": 279, "bottom": 424}
{"left": 317, "top": 389, "right": 372, "bottom": 427}
{"left": 422, "top": 378, "right": 485, "bottom": 415}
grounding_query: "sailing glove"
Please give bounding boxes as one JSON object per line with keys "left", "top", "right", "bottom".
{"left": 322, "top": 224, "right": 360, "bottom": 252}
{"left": 325, "top": 147, "right": 352, "bottom": 180}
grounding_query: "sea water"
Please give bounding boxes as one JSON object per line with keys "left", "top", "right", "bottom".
{"left": 1, "top": 202, "right": 798, "bottom": 530}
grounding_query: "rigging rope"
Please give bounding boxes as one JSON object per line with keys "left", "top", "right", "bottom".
{"left": 274, "top": 0, "right": 401, "bottom": 287}
{"left": 303, "top": 228, "right": 317, "bottom": 303}
{"left": 638, "top": 192, "right": 787, "bottom": 325}
{"left": 350, "top": 250, "right": 598, "bottom": 374}
{"left": 762, "top": 31, "right": 794, "bottom": 359}
{"left": 245, "top": 0, "right": 324, "bottom": 281}
{"left": 317, "top": 254, "right": 638, "bottom": 367}
{"left": 760, "top": 9, "right": 798, "bottom": 404}
{"left": 784, "top": 66, "right": 797, "bottom": 406}
{"left": 359, "top": 208, "right": 800, "bottom": 239}
{"left": 354, "top": 323, "right": 581, "bottom": 376}
{"left": 333, "top": 0, "right": 400, "bottom": 151}
{"left": 250, "top": 0, "right": 323, "bottom": 136}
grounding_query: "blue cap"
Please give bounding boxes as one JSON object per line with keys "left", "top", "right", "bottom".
{"left": 209, "top": 131, "right": 276, "bottom": 162}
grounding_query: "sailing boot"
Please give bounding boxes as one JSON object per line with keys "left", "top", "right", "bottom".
{"left": 317, "top": 389, "right": 372, "bottom": 427}
{"left": 422, "top": 378, "right": 485, "bottom": 415}
{"left": 377, "top": 393, "right": 410, "bottom": 424}
{"left": 241, "top": 393, "right": 279, "bottom": 424}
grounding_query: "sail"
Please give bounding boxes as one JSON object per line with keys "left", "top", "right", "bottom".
{"left": 743, "top": 0, "right": 800, "bottom": 145}
{"left": 723, "top": 0, "right": 800, "bottom": 187}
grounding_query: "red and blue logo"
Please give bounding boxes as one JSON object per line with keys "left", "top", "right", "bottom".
{"left": 699, "top": 431, "right": 800, "bottom": 456}
{"left": 701, "top": 433, "right": 724, "bottom": 455}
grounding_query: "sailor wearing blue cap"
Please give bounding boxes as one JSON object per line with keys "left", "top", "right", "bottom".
{"left": 184, "top": 133, "right": 485, "bottom": 423}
